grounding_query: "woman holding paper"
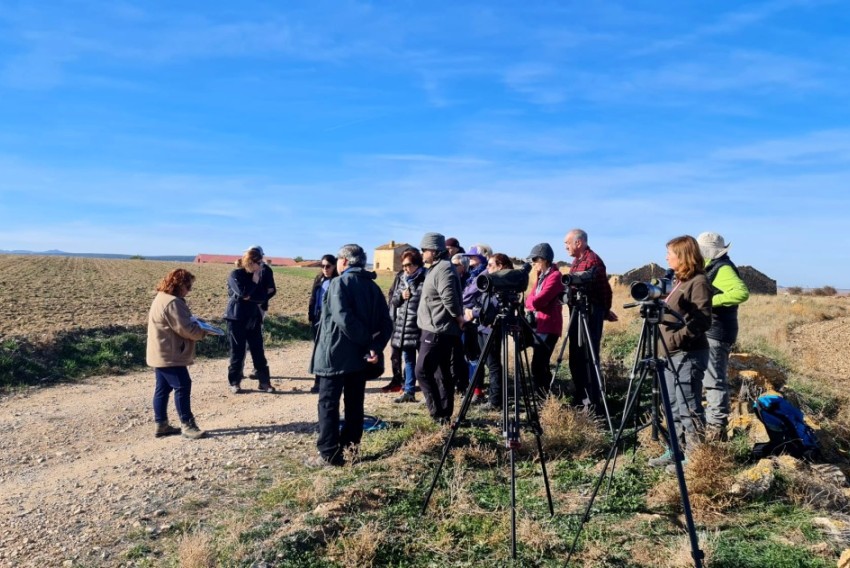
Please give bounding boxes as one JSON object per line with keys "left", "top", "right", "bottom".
{"left": 146, "top": 268, "right": 209, "bottom": 440}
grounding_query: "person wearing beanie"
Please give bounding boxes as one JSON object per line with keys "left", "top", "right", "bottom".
{"left": 697, "top": 232, "right": 749, "bottom": 441}
{"left": 446, "top": 237, "right": 464, "bottom": 257}
{"left": 415, "top": 232, "right": 466, "bottom": 422}
{"left": 563, "top": 229, "right": 616, "bottom": 410}
{"left": 525, "top": 243, "right": 566, "bottom": 396}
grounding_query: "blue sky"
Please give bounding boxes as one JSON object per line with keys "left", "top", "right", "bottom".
{"left": 1, "top": 1, "right": 849, "bottom": 287}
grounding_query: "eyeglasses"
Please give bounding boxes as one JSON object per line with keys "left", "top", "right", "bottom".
{"left": 402, "top": 263, "right": 412, "bottom": 268}
{"left": 321, "top": 264, "right": 333, "bottom": 269}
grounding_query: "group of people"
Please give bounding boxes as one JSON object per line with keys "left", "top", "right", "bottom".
{"left": 144, "top": 230, "right": 749, "bottom": 475}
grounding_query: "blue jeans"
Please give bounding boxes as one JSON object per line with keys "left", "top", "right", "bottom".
{"left": 153, "top": 366, "right": 193, "bottom": 423}
{"left": 402, "top": 347, "right": 417, "bottom": 395}
{"left": 705, "top": 338, "right": 732, "bottom": 428}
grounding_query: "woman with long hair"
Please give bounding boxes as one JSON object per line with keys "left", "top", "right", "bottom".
{"left": 307, "top": 254, "right": 339, "bottom": 393}
{"left": 224, "top": 247, "right": 273, "bottom": 394}
{"left": 146, "top": 268, "right": 210, "bottom": 439}
{"left": 648, "top": 235, "right": 712, "bottom": 472}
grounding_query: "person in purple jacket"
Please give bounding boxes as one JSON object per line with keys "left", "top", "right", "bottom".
{"left": 524, "top": 243, "right": 566, "bottom": 397}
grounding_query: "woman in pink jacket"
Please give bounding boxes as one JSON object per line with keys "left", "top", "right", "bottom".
{"left": 525, "top": 243, "right": 566, "bottom": 396}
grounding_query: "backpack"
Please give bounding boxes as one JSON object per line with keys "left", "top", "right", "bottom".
{"left": 752, "top": 392, "right": 820, "bottom": 460}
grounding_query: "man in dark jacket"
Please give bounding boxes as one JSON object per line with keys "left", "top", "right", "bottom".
{"left": 307, "top": 244, "right": 393, "bottom": 466}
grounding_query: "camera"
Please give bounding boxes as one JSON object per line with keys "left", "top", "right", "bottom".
{"left": 562, "top": 269, "right": 593, "bottom": 287}
{"left": 476, "top": 263, "right": 531, "bottom": 294}
{"left": 629, "top": 274, "right": 673, "bottom": 302}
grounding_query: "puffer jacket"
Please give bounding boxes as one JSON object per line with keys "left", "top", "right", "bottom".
{"left": 390, "top": 268, "right": 426, "bottom": 349}
{"left": 146, "top": 292, "right": 206, "bottom": 368}
{"left": 417, "top": 257, "right": 463, "bottom": 336}
{"left": 309, "top": 267, "right": 393, "bottom": 377}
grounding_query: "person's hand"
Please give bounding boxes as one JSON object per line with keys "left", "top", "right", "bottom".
{"left": 456, "top": 315, "right": 466, "bottom": 330}
{"left": 365, "top": 350, "right": 379, "bottom": 364}
{"left": 402, "top": 289, "right": 411, "bottom": 300}
{"left": 464, "top": 308, "right": 474, "bottom": 321}
{"left": 606, "top": 310, "right": 619, "bottom": 322}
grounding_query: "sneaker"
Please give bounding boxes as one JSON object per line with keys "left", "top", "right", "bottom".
{"left": 154, "top": 422, "right": 181, "bottom": 438}
{"left": 394, "top": 392, "right": 417, "bottom": 403}
{"left": 257, "top": 383, "right": 276, "bottom": 392}
{"left": 648, "top": 449, "right": 674, "bottom": 468}
{"left": 480, "top": 402, "right": 502, "bottom": 412}
{"left": 471, "top": 394, "right": 487, "bottom": 405}
{"left": 229, "top": 383, "right": 243, "bottom": 394}
{"left": 381, "top": 381, "right": 403, "bottom": 393}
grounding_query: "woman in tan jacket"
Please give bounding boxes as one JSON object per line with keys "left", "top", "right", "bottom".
{"left": 146, "top": 268, "right": 209, "bottom": 439}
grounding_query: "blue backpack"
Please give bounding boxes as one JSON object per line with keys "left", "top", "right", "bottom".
{"left": 752, "top": 393, "right": 820, "bottom": 460}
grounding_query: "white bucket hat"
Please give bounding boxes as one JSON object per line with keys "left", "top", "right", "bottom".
{"left": 697, "top": 232, "right": 730, "bottom": 260}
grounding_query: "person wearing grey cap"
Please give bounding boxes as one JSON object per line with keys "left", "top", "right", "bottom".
{"left": 415, "top": 232, "right": 466, "bottom": 423}
{"left": 525, "top": 243, "right": 566, "bottom": 396}
{"left": 697, "top": 232, "right": 749, "bottom": 442}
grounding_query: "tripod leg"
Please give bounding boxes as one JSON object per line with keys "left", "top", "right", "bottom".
{"left": 552, "top": 307, "right": 577, "bottom": 384}
{"left": 578, "top": 313, "right": 614, "bottom": 436}
{"left": 421, "top": 319, "right": 501, "bottom": 514}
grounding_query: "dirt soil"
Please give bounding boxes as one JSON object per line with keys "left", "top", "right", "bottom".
{"left": 0, "top": 340, "right": 401, "bottom": 567}
{"left": 2, "top": 318, "right": 849, "bottom": 567}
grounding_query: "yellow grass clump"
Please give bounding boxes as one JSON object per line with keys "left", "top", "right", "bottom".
{"left": 177, "top": 530, "right": 216, "bottom": 568}
{"left": 539, "top": 397, "right": 606, "bottom": 459}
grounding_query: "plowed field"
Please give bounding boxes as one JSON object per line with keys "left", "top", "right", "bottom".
{"left": 0, "top": 256, "right": 314, "bottom": 341}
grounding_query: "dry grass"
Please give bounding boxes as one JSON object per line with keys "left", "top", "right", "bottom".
{"left": 328, "top": 521, "right": 386, "bottom": 568}
{"left": 648, "top": 442, "right": 738, "bottom": 522}
{"left": 177, "top": 530, "right": 216, "bottom": 568}
{"left": 539, "top": 397, "right": 607, "bottom": 459}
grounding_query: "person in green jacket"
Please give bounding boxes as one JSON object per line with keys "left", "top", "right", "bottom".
{"left": 697, "top": 232, "right": 750, "bottom": 441}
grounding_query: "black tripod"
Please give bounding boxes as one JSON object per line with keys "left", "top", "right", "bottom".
{"left": 421, "top": 292, "right": 554, "bottom": 559}
{"left": 565, "top": 298, "right": 704, "bottom": 568}
{"left": 553, "top": 288, "right": 614, "bottom": 435}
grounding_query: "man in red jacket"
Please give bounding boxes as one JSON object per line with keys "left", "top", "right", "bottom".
{"left": 564, "top": 229, "right": 617, "bottom": 410}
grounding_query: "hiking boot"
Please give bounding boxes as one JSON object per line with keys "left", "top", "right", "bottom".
{"left": 181, "top": 419, "right": 207, "bottom": 440}
{"left": 304, "top": 454, "right": 343, "bottom": 468}
{"left": 257, "top": 382, "right": 276, "bottom": 392}
{"left": 666, "top": 457, "right": 689, "bottom": 475}
{"left": 154, "top": 421, "right": 181, "bottom": 438}
{"left": 229, "top": 383, "right": 243, "bottom": 394}
{"left": 704, "top": 424, "right": 728, "bottom": 442}
{"left": 648, "top": 448, "right": 675, "bottom": 468}
{"left": 394, "top": 392, "right": 417, "bottom": 403}
{"left": 381, "top": 380, "right": 402, "bottom": 393}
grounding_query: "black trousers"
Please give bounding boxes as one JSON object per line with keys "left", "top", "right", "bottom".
{"left": 227, "top": 319, "right": 268, "bottom": 385}
{"left": 415, "top": 330, "right": 463, "bottom": 420}
{"left": 530, "top": 333, "right": 559, "bottom": 395}
{"left": 477, "top": 330, "right": 503, "bottom": 406}
{"left": 316, "top": 372, "right": 366, "bottom": 463}
{"left": 568, "top": 305, "right": 605, "bottom": 407}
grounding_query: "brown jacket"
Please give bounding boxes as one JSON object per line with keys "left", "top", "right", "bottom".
{"left": 146, "top": 292, "right": 206, "bottom": 368}
{"left": 659, "top": 274, "right": 712, "bottom": 354}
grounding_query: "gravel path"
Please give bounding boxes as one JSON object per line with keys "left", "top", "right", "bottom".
{"left": 0, "top": 340, "right": 396, "bottom": 567}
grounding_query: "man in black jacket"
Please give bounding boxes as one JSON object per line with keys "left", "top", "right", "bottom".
{"left": 307, "top": 244, "right": 393, "bottom": 466}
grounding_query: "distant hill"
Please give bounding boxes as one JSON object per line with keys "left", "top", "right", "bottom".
{"left": 0, "top": 249, "right": 195, "bottom": 262}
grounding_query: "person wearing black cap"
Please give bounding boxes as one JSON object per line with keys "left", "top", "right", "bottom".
{"left": 525, "top": 243, "right": 566, "bottom": 396}
{"left": 446, "top": 237, "right": 464, "bottom": 257}
{"left": 415, "top": 232, "right": 466, "bottom": 422}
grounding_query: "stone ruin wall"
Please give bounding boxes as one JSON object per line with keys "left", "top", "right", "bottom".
{"left": 613, "top": 263, "right": 777, "bottom": 295}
